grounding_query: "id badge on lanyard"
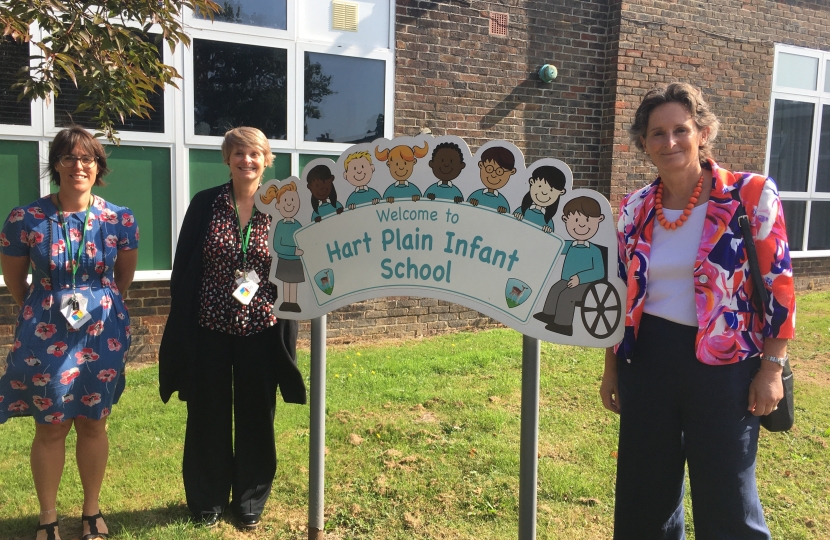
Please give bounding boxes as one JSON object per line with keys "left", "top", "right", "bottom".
{"left": 232, "top": 269, "right": 261, "bottom": 305}
{"left": 230, "top": 188, "right": 261, "bottom": 305}
{"left": 60, "top": 293, "right": 91, "bottom": 329}
{"left": 56, "top": 198, "right": 93, "bottom": 328}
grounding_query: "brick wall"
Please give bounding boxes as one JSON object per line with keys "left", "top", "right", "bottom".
{"left": 0, "top": 284, "right": 499, "bottom": 365}
{"left": 793, "top": 257, "right": 830, "bottom": 292}
{"left": 609, "top": 0, "right": 830, "bottom": 208}
{"left": 395, "top": 0, "right": 616, "bottom": 193}
{"left": 0, "top": 286, "right": 15, "bottom": 367}
{"left": 319, "top": 296, "right": 499, "bottom": 344}
{"left": 122, "top": 281, "right": 171, "bottom": 365}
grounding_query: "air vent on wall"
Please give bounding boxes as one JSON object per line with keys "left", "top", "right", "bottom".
{"left": 489, "top": 11, "right": 508, "bottom": 36}
{"left": 332, "top": 0, "right": 359, "bottom": 32}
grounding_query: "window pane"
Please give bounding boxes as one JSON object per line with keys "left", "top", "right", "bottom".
{"left": 807, "top": 201, "right": 830, "bottom": 250}
{"left": 54, "top": 34, "right": 164, "bottom": 133}
{"left": 193, "top": 40, "right": 287, "bottom": 140}
{"left": 818, "top": 105, "right": 830, "bottom": 193}
{"left": 55, "top": 87, "right": 165, "bottom": 133}
{"left": 781, "top": 200, "right": 805, "bottom": 251}
{"left": 195, "top": 0, "right": 286, "bottom": 30}
{"left": 826, "top": 59, "right": 830, "bottom": 93}
{"left": 95, "top": 146, "right": 172, "bottom": 270}
{"left": 188, "top": 148, "right": 290, "bottom": 197}
{"left": 0, "top": 37, "right": 32, "bottom": 126}
{"left": 768, "top": 100, "right": 813, "bottom": 192}
{"left": 304, "top": 53, "right": 385, "bottom": 144}
{"left": 775, "top": 52, "right": 818, "bottom": 91}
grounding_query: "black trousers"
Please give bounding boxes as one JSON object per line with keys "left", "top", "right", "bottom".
{"left": 183, "top": 323, "right": 289, "bottom": 516}
{"left": 614, "top": 313, "right": 769, "bottom": 540}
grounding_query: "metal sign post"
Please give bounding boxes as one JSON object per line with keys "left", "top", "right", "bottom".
{"left": 308, "top": 315, "right": 327, "bottom": 540}
{"left": 518, "top": 335, "right": 541, "bottom": 539}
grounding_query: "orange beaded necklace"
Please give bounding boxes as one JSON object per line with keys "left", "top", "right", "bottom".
{"left": 655, "top": 174, "right": 704, "bottom": 230}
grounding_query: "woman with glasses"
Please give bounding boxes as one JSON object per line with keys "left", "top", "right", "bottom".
{"left": 0, "top": 126, "right": 139, "bottom": 540}
{"left": 158, "top": 127, "right": 306, "bottom": 530}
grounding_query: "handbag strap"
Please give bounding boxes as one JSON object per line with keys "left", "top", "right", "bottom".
{"left": 732, "top": 194, "right": 768, "bottom": 317}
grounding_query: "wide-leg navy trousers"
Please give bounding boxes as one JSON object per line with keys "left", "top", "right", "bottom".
{"left": 613, "top": 313, "right": 770, "bottom": 540}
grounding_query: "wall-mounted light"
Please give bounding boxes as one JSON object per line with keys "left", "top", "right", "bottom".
{"left": 538, "top": 64, "right": 558, "bottom": 83}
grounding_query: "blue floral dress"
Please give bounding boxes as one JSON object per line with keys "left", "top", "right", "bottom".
{"left": 0, "top": 195, "right": 139, "bottom": 424}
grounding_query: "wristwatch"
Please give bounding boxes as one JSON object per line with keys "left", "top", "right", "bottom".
{"left": 762, "top": 353, "right": 788, "bottom": 367}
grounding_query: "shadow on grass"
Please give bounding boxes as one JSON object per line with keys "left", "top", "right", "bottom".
{"left": 0, "top": 502, "right": 194, "bottom": 540}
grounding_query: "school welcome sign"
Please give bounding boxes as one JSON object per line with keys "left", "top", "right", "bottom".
{"left": 254, "top": 135, "right": 625, "bottom": 347}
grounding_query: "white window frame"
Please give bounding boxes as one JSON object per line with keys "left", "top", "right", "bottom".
{"left": 0, "top": 1, "right": 397, "bottom": 281}
{"left": 0, "top": 26, "right": 44, "bottom": 136}
{"left": 296, "top": 43, "right": 394, "bottom": 155}
{"left": 183, "top": 1, "right": 296, "bottom": 42}
{"left": 182, "top": 28, "right": 298, "bottom": 151}
{"left": 766, "top": 43, "right": 830, "bottom": 258}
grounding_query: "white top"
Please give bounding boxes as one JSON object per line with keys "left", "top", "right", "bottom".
{"left": 643, "top": 203, "right": 708, "bottom": 327}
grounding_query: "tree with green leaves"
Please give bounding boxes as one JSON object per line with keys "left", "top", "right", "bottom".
{"left": 0, "top": 0, "right": 220, "bottom": 142}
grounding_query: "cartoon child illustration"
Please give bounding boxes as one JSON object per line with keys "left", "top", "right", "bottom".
{"left": 375, "top": 142, "right": 429, "bottom": 203}
{"left": 533, "top": 196, "right": 606, "bottom": 336}
{"left": 306, "top": 164, "right": 343, "bottom": 222}
{"left": 343, "top": 150, "right": 381, "bottom": 209}
{"left": 467, "top": 146, "right": 517, "bottom": 214}
{"left": 261, "top": 181, "right": 305, "bottom": 312}
{"left": 424, "top": 142, "right": 466, "bottom": 203}
{"left": 513, "top": 165, "right": 567, "bottom": 233}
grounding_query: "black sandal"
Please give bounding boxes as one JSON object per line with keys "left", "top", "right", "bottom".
{"left": 81, "top": 512, "right": 109, "bottom": 539}
{"left": 35, "top": 521, "right": 59, "bottom": 540}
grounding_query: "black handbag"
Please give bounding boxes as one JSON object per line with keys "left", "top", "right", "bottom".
{"left": 736, "top": 205, "right": 794, "bottom": 432}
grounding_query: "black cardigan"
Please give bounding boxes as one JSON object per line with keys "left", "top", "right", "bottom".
{"left": 158, "top": 185, "right": 307, "bottom": 405}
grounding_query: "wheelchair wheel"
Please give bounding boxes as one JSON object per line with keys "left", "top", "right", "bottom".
{"left": 580, "top": 281, "right": 622, "bottom": 339}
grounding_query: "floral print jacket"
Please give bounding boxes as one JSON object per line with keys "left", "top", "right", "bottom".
{"left": 615, "top": 160, "right": 796, "bottom": 365}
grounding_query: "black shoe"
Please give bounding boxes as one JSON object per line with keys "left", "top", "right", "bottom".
{"left": 36, "top": 521, "right": 59, "bottom": 540}
{"left": 279, "top": 302, "right": 302, "bottom": 313}
{"left": 81, "top": 512, "right": 109, "bottom": 539}
{"left": 196, "top": 511, "right": 221, "bottom": 528}
{"left": 545, "top": 322, "right": 573, "bottom": 336}
{"left": 533, "top": 312, "right": 556, "bottom": 324}
{"left": 236, "top": 513, "right": 260, "bottom": 530}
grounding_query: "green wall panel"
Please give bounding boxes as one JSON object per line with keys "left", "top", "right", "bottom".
{"left": 0, "top": 140, "right": 40, "bottom": 276}
{"left": 95, "top": 146, "right": 172, "bottom": 271}
{"left": 0, "top": 140, "right": 40, "bottom": 225}
{"left": 189, "top": 149, "right": 291, "bottom": 198}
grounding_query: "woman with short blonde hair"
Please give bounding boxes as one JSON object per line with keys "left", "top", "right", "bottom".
{"left": 159, "top": 127, "right": 306, "bottom": 530}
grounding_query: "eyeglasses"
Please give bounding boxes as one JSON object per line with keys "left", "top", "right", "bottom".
{"left": 483, "top": 164, "right": 507, "bottom": 176}
{"left": 59, "top": 155, "right": 96, "bottom": 168}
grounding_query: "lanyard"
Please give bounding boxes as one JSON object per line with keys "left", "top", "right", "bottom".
{"left": 56, "top": 197, "right": 92, "bottom": 293}
{"left": 230, "top": 187, "right": 257, "bottom": 270}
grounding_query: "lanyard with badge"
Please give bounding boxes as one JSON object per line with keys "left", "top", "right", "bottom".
{"left": 230, "top": 188, "right": 261, "bottom": 305}
{"left": 57, "top": 198, "right": 93, "bottom": 329}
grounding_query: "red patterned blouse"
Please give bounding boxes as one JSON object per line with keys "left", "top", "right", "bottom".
{"left": 198, "top": 183, "right": 278, "bottom": 336}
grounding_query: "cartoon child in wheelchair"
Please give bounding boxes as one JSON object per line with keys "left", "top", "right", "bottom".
{"left": 533, "top": 196, "right": 621, "bottom": 339}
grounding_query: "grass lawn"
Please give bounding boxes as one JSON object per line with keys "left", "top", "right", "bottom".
{"left": 0, "top": 291, "right": 828, "bottom": 539}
